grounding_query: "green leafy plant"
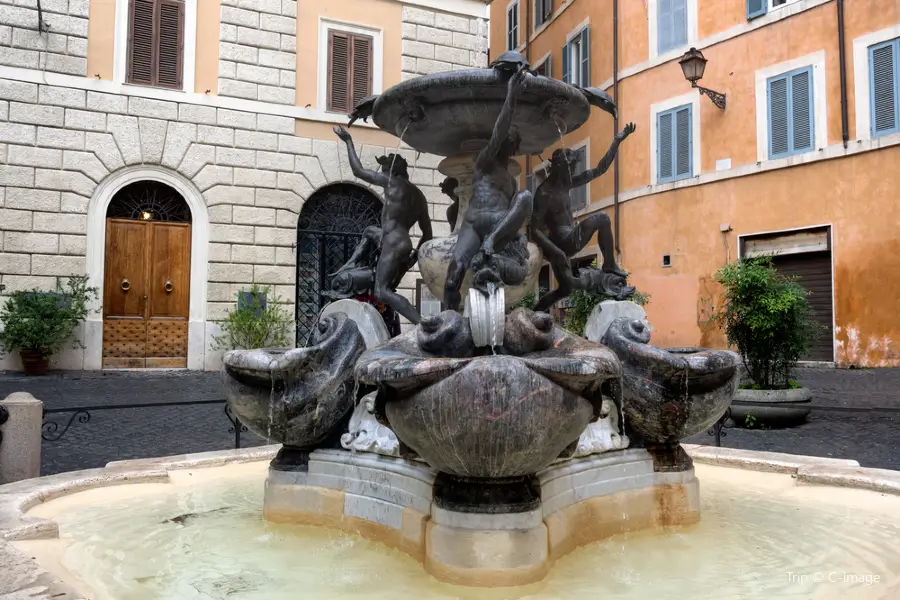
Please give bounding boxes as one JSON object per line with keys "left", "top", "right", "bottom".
{"left": 715, "top": 256, "right": 819, "bottom": 390}
{"left": 743, "top": 413, "right": 758, "bottom": 429}
{"left": 563, "top": 287, "right": 651, "bottom": 337}
{"left": 0, "top": 276, "right": 99, "bottom": 357}
{"left": 213, "top": 284, "right": 296, "bottom": 350}
{"left": 513, "top": 292, "right": 539, "bottom": 311}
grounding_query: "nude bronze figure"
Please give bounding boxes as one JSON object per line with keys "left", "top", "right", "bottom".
{"left": 443, "top": 68, "right": 533, "bottom": 311}
{"left": 440, "top": 176, "right": 460, "bottom": 233}
{"left": 334, "top": 125, "right": 433, "bottom": 324}
{"left": 530, "top": 123, "right": 636, "bottom": 312}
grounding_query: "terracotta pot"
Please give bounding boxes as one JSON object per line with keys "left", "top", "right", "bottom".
{"left": 19, "top": 349, "right": 50, "bottom": 376}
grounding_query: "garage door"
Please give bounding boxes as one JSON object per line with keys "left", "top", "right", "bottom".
{"left": 770, "top": 251, "right": 834, "bottom": 362}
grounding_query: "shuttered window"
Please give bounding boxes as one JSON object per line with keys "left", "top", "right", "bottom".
{"left": 869, "top": 38, "right": 900, "bottom": 137}
{"left": 127, "top": 0, "right": 184, "bottom": 89}
{"left": 658, "top": 0, "right": 687, "bottom": 54}
{"left": 534, "top": 55, "right": 551, "bottom": 78}
{"left": 327, "top": 30, "right": 373, "bottom": 114}
{"left": 747, "top": 0, "right": 767, "bottom": 19}
{"left": 562, "top": 27, "right": 590, "bottom": 87}
{"left": 507, "top": 2, "right": 519, "bottom": 51}
{"left": 569, "top": 145, "right": 588, "bottom": 210}
{"left": 534, "top": 0, "right": 552, "bottom": 29}
{"left": 657, "top": 104, "right": 692, "bottom": 183}
{"left": 767, "top": 67, "right": 814, "bottom": 159}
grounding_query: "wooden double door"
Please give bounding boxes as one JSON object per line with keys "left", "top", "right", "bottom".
{"left": 103, "top": 219, "right": 192, "bottom": 368}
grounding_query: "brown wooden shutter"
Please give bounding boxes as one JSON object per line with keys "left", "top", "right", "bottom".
{"left": 351, "top": 34, "right": 373, "bottom": 109}
{"left": 127, "top": 0, "right": 155, "bottom": 85}
{"left": 156, "top": 0, "right": 184, "bottom": 88}
{"left": 327, "top": 31, "right": 373, "bottom": 113}
{"left": 328, "top": 30, "right": 351, "bottom": 112}
{"left": 126, "top": 0, "right": 184, "bottom": 88}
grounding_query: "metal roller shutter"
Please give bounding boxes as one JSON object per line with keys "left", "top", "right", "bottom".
{"left": 770, "top": 251, "right": 834, "bottom": 362}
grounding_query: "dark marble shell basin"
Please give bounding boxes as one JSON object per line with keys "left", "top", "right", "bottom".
{"left": 602, "top": 318, "right": 740, "bottom": 446}
{"left": 372, "top": 70, "right": 591, "bottom": 156}
{"left": 221, "top": 313, "right": 365, "bottom": 448}
{"left": 355, "top": 310, "right": 622, "bottom": 478}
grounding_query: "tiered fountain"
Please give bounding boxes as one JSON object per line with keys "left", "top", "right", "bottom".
{"left": 221, "top": 55, "right": 740, "bottom": 587}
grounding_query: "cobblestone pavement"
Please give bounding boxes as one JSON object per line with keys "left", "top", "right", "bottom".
{"left": 0, "top": 367, "right": 897, "bottom": 476}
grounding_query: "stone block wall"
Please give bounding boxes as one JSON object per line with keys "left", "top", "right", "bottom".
{"left": 219, "top": 0, "right": 298, "bottom": 105}
{"left": 0, "top": 0, "right": 89, "bottom": 76}
{"left": 401, "top": 5, "right": 489, "bottom": 79}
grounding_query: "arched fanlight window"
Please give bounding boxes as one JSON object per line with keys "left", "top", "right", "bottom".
{"left": 107, "top": 180, "right": 192, "bottom": 223}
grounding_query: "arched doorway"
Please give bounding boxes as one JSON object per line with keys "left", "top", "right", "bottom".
{"left": 296, "top": 184, "right": 383, "bottom": 344}
{"left": 102, "top": 180, "right": 192, "bottom": 368}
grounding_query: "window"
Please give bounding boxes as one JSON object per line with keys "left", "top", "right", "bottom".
{"left": 562, "top": 27, "right": 590, "bottom": 87}
{"left": 749, "top": 0, "right": 801, "bottom": 19}
{"left": 657, "top": 104, "right": 693, "bottom": 183}
{"left": 767, "top": 67, "right": 814, "bottom": 158}
{"left": 126, "top": 0, "right": 185, "bottom": 88}
{"left": 534, "top": 0, "right": 552, "bottom": 30}
{"left": 327, "top": 30, "right": 373, "bottom": 114}
{"left": 534, "top": 55, "right": 552, "bottom": 78}
{"left": 658, "top": 0, "right": 687, "bottom": 54}
{"left": 507, "top": 1, "right": 519, "bottom": 51}
{"left": 569, "top": 145, "right": 588, "bottom": 210}
{"left": 869, "top": 38, "right": 900, "bottom": 137}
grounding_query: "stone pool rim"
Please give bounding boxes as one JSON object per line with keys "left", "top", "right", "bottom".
{"left": 3, "top": 445, "right": 899, "bottom": 599}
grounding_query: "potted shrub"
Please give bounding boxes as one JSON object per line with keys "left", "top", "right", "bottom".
{"left": 715, "top": 257, "right": 820, "bottom": 427}
{"left": 214, "top": 284, "right": 296, "bottom": 350}
{"left": 0, "top": 276, "right": 99, "bottom": 376}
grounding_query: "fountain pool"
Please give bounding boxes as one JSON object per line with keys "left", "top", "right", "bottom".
{"left": 8, "top": 450, "right": 900, "bottom": 600}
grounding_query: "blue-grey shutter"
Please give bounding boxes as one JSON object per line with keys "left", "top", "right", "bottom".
{"left": 672, "top": 0, "right": 687, "bottom": 48}
{"left": 747, "top": 0, "right": 767, "bottom": 19}
{"left": 768, "top": 74, "right": 790, "bottom": 157}
{"left": 658, "top": 110, "right": 674, "bottom": 181}
{"left": 790, "top": 68, "right": 813, "bottom": 152}
{"left": 870, "top": 39, "right": 899, "bottom": 136}
{"left": 675, "top": 105, "right": 692, "bottom": 177}
{"left": 545, "top": 54, "right": 552, "bottom": 79}
{"left": 658, "top": 0, "right": 673, "bottom": 54}
{"left": 580, "top": 28, "right": 591, "bottom": 87}
{"left": 562, "top": 42, "right": 570, "bottom": 84}
{"left": 569, "top": 146, "right": 587, "bottom": 210}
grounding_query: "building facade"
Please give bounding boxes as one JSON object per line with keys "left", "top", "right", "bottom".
{"left": 0, "top": 0, "right": 490, "bottom": 371}
{"left": 492, "top": 0, "right": 900, "bottom": 367}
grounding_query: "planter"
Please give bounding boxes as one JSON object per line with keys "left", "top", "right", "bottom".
{"left": 19, "top": 350, "right": 50, "bottom": 376}
{"left": 731, "top": 387, "right": 812, "bottom": 428}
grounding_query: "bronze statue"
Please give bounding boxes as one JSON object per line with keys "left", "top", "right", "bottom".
{"left": 440, "top": 176, "right": 461, "bottom": 233}
{"left": 443, "top": 68, "right": 533, "bottom": 311}
{"left": 333, "top": 125, "right": 433, "bottom": 324}
{"left": 530, "top": 123, "right": 636, "bottom": 312}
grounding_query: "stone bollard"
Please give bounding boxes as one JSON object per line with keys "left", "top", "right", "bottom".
{"left": 0, "top": 392, "right": 43, "bottom": 484}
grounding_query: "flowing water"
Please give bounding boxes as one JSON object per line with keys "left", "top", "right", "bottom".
{"left": 21, "top": 463, "right": 900, "bottom": 600}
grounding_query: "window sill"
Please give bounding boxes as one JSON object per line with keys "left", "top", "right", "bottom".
{"left": 528, "top": 0, "right": 577, "bottom": 44}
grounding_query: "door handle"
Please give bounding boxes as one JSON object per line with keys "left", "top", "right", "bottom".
{"left": 121, "top": 279, "right": 131, "bottom": 292}
{"left": 165, "top": 280, "right": 174, "bottom": 293}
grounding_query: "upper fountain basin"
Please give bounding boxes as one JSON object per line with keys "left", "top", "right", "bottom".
{"left": 372, "top": 70, "right": 591, "bottom": 156}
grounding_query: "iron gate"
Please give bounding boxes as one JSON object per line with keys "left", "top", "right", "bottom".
{"left": 294, "top": 184, "right": 383, "bottom": 345}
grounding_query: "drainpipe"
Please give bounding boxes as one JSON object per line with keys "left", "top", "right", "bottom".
{"left": 524, "top": 0, "right": 532, "bottom": 183}
{"left": 837, "top": 0, "right": 849, "bottom": 148}
{"left": 613, "top": 0, "right": 621, "bottom": 256}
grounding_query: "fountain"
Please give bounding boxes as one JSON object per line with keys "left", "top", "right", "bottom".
{"left": 7, "top": 55, "right": 899, "bottom": 600}
{"left": 215, "top": 54, "right": 742, "bottom": 586}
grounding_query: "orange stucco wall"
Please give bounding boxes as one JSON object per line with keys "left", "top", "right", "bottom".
{"left": 86, "top": 0, "right": 116, "bottom": 79}
{"left": 195, "top": 0, "right": 221, "bottom": 94}
{"left": 490, "top": 0, "right": 900, "bottom": 366}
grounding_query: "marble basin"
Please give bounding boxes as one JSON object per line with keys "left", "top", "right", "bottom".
{"left": 602, "top": 318, "right": 740, "bottom": 447}
{"left": 355, "top": 310, "right": 622, "bottom": 479}
{"left": 221, "top": 313, "right": 365, "bottom": 467}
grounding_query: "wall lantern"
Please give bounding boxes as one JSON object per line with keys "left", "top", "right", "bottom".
{"left": 679, "top": 47, "right": 727, "bottom": 110}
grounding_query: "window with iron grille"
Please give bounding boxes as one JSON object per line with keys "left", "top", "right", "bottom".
{"left": 766, "top": 66, "right": 814, "bottom": 158}
{"left": 657, "top": 104, "right": 693, "bottom": 183}
{"left": 507, "top": 2, "right": 519, "bottom": 50}
{"left": 327, "top": 29, "right": 373, "bottom": 114}
{"left": 869, "top": 38, "right": 900, "bottom": 138}
{"left": 127, "top": 0, "right": 185, "bottom": 89}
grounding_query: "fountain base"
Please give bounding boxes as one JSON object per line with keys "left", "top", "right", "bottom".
{"left": 263, "top": 447, "right": 700, "bottom": 587}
